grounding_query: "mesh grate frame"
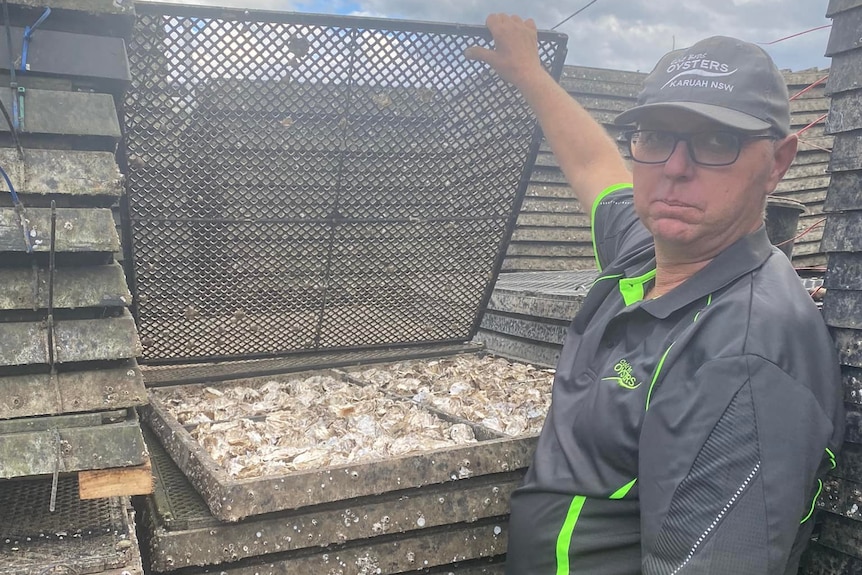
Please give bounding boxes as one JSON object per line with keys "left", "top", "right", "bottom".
{"left": 123, "top": 5, "right": 568, "bottom": 364}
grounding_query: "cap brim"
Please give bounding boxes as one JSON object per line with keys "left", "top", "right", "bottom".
{"left": 613, "top": 102, "right": 773, "bottom": 133}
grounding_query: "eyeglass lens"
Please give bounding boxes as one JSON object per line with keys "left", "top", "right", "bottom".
{"left": 629, "top": 130, "right": 742, "bottom": 166}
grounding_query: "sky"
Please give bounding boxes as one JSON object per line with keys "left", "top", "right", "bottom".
{"left": 150, "top": 0, "right": 834, "bottom": 73}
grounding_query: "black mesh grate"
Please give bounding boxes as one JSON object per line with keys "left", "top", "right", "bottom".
{"left": 123, "top": 5, "right": 567, "bottom": 363}
{"left": 0, "top": 476, "right": 120, "bottom": 540}
{"left": 144, "top": 426, "right": 213, "bottom": 530}
{"left": 0, "top": 476, "right": 133, "bottom": 574}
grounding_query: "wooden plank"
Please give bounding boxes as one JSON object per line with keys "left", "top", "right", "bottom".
{"left": 826, "top": 50, "right": 862, "bottom": 94}
{"left": 789, "top": 96, "right": 831, "bottom": 113}
{"left": 502, "top": 256, "right": 594, "bottom": 272}
{"left": 0, "top": 26, "right": 129, "bottom": 83}
{"left": 774, "top": 189, "right": 828, "bottom": 206}
{"left": 828, "top": 0, "right": 862, "bottom": 16}
{"left": 0, "top": 361, "right": 147, "bottom": 420}
{"left": 783, "top": 162, "right": 831, "bottom": 180}
{"left": 79, "top": 457, "right": 154, "bottom": 499}
{"left": 801, "top": 541, "right": 862, "bottom": 573}
{"left": 0, "top": 148, "right": 122, "bottom": 197}
{"left": 823, "top": 290, "right": 862, "bottom": 329}
{"left": 502, "top": 256, "right": 596, "bottom": 272}
{"left": 505, "top": 243, "right": 595, "bottom": 258}
{"left": 0, "top": 88, "right": 120, "bottom": 137}
{"left": 479, "top": 311, "right": 568, "bottom": 345}
{"left": 0, "top": 207, "right": 119, "bottom": 252}
{"left": 0, "top": 410, "right": 108, "bottom": 434}
{"left": 792, "top": 253, "right": 827, "bottom": 267}
{"left": 525, "top": 182, "right": 580, "bottom": 201}
{"left": 11, "top": 0, "right": 134, "bottom": 17}
{"left": 826, "top": 7, "right": 862, "bottom": 56}
{"left": 845, "top": 403, "right": 862, "bottom": 444}
{"left": 826, "top": 253, "right": 862, "bottom": 290}
{"left": 821, "top": 212, "right": 862, "bottom": 252}
{"left": 487, "top": 290, "right": 585, "bottom": 321}
{"left": 820, "top": 475, "right": 862, "bottom": 519}
{"left": 827, "top": 90, "right": 862, "bottom": 133}
{"left": 572, "top": 94, "right": 632, "bottom": 113}
{"left": 798, "top": 137, "right": 835, "bottom": 154}
{"left": 817, "top": 513, "right": 862, "bottom": 562}
{"left": 831, "top": 328, "right": 862, "bottom": 368}
{"left": 520, "top": 197, "right": 580, "bottom": 214}
{"left": 791, "top": 240, "right": 827, "bottom": 257}
{"left": 824, "top": 170, "right": 862, "bottom": 212}
{"left": 53, "top": 310, "right": 141, "bottom": 363}
{"left": 783, "top": 69, "right": 834, "bottom": 87}
{"left": 0, "top": 264, "right": 130, "bottom": 310}
{"left": 774, "top": 175, "right": 831, "bottom": 193}
{"left": 473, "top": 330, "right": 560, "bottom": 369}
{"left": 511, "top": 228, "right": 592, "bottom": 243}
{"left": 0, "top": 311, "right": 140, "bottom": 367}
{"left": 791, "top": 112, "right": 830, "bottom": 131}
{"left": 832, "top": 434, "right": 862, "bottom": 478}
{"left": 561, "top": 66, "right": 645, "bottom": 85}
{"left": 559, "top": 77, "right": 640, "bottom": 99}
{"left": 515, "top": 212, "right": 590, "bottom": 228}
{"left": 0, "top": 410, "right": 146, "bottom": 478}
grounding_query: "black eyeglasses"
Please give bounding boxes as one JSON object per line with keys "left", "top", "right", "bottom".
{"left": 626, "top": 130, "right": 777, "bottom": 167}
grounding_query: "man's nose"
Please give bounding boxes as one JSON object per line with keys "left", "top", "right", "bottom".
{"left": 663, "top": 139, "right": 696, "bottom": 177}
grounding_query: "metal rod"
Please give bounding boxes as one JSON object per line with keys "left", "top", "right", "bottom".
{"left": 47, "top": 200, "right": 56, "bottom": 373}
{"left": 137, "top": 1, "right": 567, "bottom": 42}
{"left": 49, "top": 428, "right": 60, "bottom": 512}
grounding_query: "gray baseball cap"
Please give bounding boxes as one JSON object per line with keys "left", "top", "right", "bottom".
{"left": 614, "top": 36, "right": 791, "bottom": 136}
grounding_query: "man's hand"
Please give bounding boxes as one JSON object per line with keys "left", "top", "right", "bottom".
{"left": 464, "top": 14, "right": 546, "bottom": 89}
{"left": 466, "top": 13, "right": 631, "bottom": 213}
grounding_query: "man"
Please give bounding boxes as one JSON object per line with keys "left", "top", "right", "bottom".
{"left": 466, "top": 15, "right": 844, "bottom": 574}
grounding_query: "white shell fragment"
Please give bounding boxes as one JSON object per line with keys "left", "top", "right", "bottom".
{"left": 350, "top": 355, "right": 554, "bottom": 437}
{"left": 153, "top": 374, "right": 478, "bottom": 479}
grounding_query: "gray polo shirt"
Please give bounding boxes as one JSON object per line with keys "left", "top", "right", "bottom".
{"left": 505, "top": 185, "right": 844, "bottom": 575}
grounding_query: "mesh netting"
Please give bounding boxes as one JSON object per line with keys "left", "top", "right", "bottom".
{"left": 124, "top": 6, "right": 567, "bottom": 362}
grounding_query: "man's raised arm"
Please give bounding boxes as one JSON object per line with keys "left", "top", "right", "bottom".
{"left": 466, "top": 14, "right": 631, "bottom": 211}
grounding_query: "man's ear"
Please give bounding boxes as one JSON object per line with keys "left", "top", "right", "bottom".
{"left": 768, "top": 133, "right": 798, "bottom": 189}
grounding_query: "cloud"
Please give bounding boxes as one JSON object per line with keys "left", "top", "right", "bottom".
{"left": 150, "top": 0, "right": 834, "bottom": 72}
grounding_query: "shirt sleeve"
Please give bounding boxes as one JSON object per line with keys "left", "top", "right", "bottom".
{"left": 591, "top": 183, "right": 652, "bottom": 271}
{"left": 639, "top": 354, "right": 837, "bottom": 575}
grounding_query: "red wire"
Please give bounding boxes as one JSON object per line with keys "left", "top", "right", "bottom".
{"left": 759, "top": 24, "right": 832, "bottom": 45}
{"left": 796, "top": 113, "right": 828, "bottom": 136}
{"left": 790, "top": 74, "right": 829, "bottom": 101}
{"left": 775, "top": 217, "right": 827, "bottom": 247}
{"left": 797, "top": 139, "right": 832, "bottom": 153}
{"left": 810, "top": 285, "right": 824, "bottom": 298}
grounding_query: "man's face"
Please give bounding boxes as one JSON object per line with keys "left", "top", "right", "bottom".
{"left": 631, "top": 108, "right": 794, "bottom": 262}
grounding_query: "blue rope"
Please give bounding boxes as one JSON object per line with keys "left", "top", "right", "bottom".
{"left": 0, "top": 162, "right": 20, "bottom": 205}
{"left": 0, "top": 162, "right": 32, "bottom": 253}
{"left": 21, "top": 8, "right": 51, "bottom": 71}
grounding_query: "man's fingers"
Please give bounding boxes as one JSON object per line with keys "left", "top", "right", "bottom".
{"left": 464, "top": 45, "right": 496, "bottom": 65}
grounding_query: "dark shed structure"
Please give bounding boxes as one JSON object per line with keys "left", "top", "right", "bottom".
{"left": 798, "top": 0, "right": 862, "bottom": 572}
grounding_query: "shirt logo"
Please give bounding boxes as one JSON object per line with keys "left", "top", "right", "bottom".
{"left": 602, "top": 359, "right": 642, "bottom": 390}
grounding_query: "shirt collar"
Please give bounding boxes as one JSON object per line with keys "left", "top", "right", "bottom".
{"left": 640, "top": 226, "right": 774, "bottom": 319}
